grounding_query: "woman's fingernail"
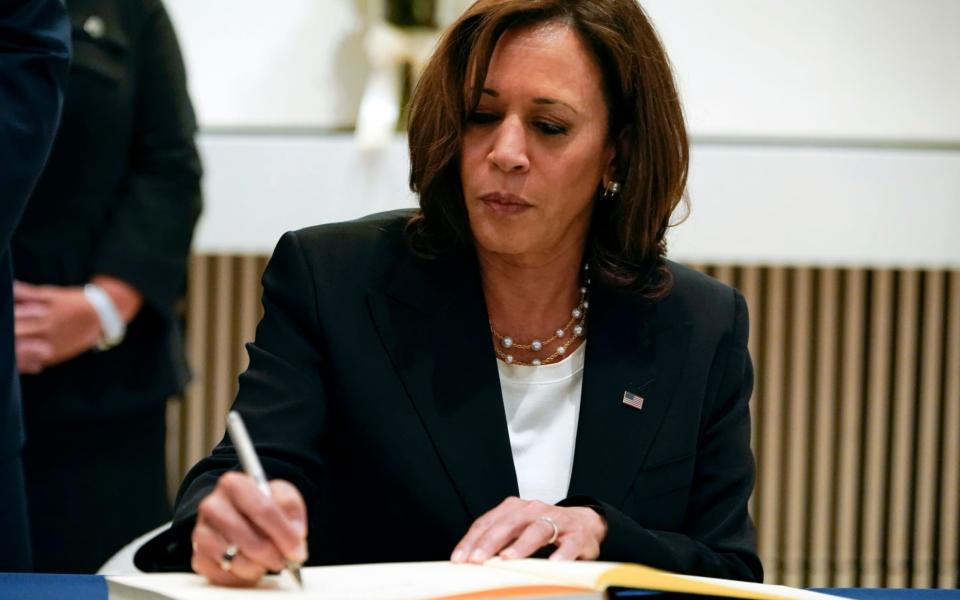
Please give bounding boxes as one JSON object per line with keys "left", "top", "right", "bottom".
{"left": 451, "top": 550, "right": 465, "bottom": 563}
{"left": 289, "top": 542, "right": 307, "bottom": 564}
{"left": 500, "top": 548, "right": 517, "bottom": 560}
{"left": 469, "top": 549, "right": 486, "bottom": 563}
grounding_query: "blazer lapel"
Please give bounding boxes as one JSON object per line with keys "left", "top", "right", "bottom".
{"left": 367, "top": 253, "right": 519, "bottom": 520}
{"left": 567, "top": 284, "right": 692, "bottom": 506}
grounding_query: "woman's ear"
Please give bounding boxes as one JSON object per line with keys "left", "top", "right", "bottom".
{"left": 603, "top": 131, "right": 630, "bottom": 187}
{"left": 601, "top": 143, "right": 616, "bottom": 187}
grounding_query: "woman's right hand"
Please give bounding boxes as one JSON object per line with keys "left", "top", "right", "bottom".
{"left": 191, "top": 472, "right": 308, "bottom": 586}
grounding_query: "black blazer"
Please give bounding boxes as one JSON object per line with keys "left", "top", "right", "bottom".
{"left": 1, "top": 0, "right": 70, "bottom": 457}
{"left": 138, "top": 211, "right": 762, "bottom": 582}
{"left": 12, "top": 0, "right": 201, "bottom": 421}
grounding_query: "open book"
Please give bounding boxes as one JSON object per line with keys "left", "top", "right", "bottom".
{"left": 108, "top": 559, "right": 842, "bottom": 600}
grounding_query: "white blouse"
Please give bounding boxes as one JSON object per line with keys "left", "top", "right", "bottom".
{"left": 496, "top": 343, "right": 586, "bottom": 504}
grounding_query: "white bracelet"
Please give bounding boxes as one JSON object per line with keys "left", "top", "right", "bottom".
{"left": 83, "top": 283, "right": 126, "bottom": 350}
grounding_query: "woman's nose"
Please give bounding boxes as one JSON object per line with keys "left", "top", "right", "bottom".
{"left": 487, "top": 116, "right": 529, "bottom": 173}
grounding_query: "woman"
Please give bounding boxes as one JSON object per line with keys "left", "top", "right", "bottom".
{"left": 12, "top": 0, "right": 201, "bottom": 573}
{"left": 137, "top": 0, "right": 762, "bottom": 585}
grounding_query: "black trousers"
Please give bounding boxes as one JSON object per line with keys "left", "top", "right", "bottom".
{"left": 0, "top": 452, "right": 32, "bottom": 571}
{"left": 22, "top": 403, "right": 172, "bottom": 573}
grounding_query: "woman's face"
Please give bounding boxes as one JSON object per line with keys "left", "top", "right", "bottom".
{"left": 460, "top": 21, "right": 615, "bottom": 264}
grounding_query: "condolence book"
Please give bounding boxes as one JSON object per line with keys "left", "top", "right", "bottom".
{"left": 107, "top": 559, "right": 842, "bottom": 600}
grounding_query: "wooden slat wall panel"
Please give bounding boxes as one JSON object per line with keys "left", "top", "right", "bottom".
{"left": 234, "top": 255, "right": 261, "bottom": 384}
{"left": 759, "top": 267, "right": 787, "bottom": 583}
{"left": 206, "top": 255, "right": 233, "bottom": 446}
{"left": 738, "top": 267, "right": 763, "bottom": 522}
{"left": 167, "top": 254, "right": 269, "bottom": 496}
{"left": 913, "top": 272, "right": 944, "bottom": 588}
{"left": 940, "top": 272, "right": 960, "bottom": 589}
{"left": 862, "top": 270, "right": 894, "bottom": 587}
{"left": 835, "top": 269, "right": 867, "bottom": 587}
{"left": 809, "top": 269, "right": 839, "bottom": 588}
{"left": 181, "top": 254, "right": 209, "bottom": 474}
{"left": 170, "top": 259, "right": 960, "bottom": 588}
{"left": 888, "top": 271, "right": 920, "bottom": 587}
{"left": 784, "top": 269, "right": 813, "bottom": 588}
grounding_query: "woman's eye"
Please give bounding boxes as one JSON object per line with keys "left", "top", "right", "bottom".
{"left": 468, "top": 112, "right": 498, "bottom": 125}
{"left": 536, "top": 121, "right": 568, "bottom": 136}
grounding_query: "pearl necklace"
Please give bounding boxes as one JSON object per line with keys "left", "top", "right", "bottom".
{"left": 490, "top": 267, "right": 590, "bottom": 367}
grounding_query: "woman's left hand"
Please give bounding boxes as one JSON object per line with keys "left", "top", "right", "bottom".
{"left": 451, "top": 497, "right": 607, "bottom": 563}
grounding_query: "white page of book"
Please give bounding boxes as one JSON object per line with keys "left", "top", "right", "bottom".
{"left": 108, "top": 561, "right": 595, "bottom": 600}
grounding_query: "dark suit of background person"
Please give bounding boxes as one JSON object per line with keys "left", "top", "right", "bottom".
{"left": 10, "top": 0, "right": 201, "bottom": 573}
{"left": 0, "top": 0, "right": 70, "bottom": 572}
{"left": 137, "top": 211, "right": 763, "bottom": 583}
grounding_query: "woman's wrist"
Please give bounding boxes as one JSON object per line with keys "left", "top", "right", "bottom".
{"left": 90, "top": 274, "right": 143, "bottom": 323}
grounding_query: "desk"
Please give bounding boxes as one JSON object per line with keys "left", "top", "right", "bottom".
{"left": 1, "top": 573, "right": 958, "bottom": 599}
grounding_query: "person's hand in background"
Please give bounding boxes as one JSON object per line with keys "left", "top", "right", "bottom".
{"left": 13, "top": 276, "right": 142, "bottom": 373}
{"left": 14, "top": 281, "right": 100, "bottom": 373}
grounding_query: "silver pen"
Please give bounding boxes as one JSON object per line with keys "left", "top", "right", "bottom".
{"left": 226, "top": 410, "right": 304, "bottom": 588}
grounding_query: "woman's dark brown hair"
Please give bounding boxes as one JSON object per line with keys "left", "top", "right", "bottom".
{"left": 406, "top": 0, "right": 688, "bottom": 299}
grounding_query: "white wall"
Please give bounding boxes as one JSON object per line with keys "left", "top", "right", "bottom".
{"left": 192, "top": 134, "right": 960, "bottom": 267}
{"left": 164, "top": 1, "right": 960, "bottom": 266}
{"left": 163, "top": 1, "right": 367, "bottom": 129}
{"left": 165, "top": 0, "right": 960, "bottom": 142}
{"left": 645, "top": 0, "right": 960, "bottom": 143}
{"left": 674, "top": 143, "right": 960, "bottom": 267}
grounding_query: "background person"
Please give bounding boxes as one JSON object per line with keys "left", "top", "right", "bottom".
{"left": 0, "top": 0, "right": 70, "bottom": 572}
{"left": 138, "top": 0, "right": 761, "bottom": 585}
{"left": 12, "top": 0, "right": 202, "bottom": 573}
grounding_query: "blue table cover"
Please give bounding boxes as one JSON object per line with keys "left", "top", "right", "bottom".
{"left": 0, "top": 573, "right": 106, "bottom": 600}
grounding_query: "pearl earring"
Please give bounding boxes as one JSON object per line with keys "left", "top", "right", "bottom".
{"left": 603, "top": 180, "right": 621, "bottom": 199}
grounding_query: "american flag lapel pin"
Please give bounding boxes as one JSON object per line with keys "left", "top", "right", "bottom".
{"left": 622, "top": 390, "right": 644, "bottom": 411}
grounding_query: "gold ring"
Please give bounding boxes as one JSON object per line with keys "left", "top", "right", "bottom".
{"left": 538, "top": 516, "right": 559, "bottom": 545}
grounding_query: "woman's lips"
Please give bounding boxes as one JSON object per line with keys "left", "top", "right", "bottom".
{"left": 480, "top": 193, "right": 533, "bottom": 215}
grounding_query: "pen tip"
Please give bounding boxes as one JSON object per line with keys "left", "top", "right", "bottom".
{"left": 289, "top": 565, "right": 303, "bottom": 588}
